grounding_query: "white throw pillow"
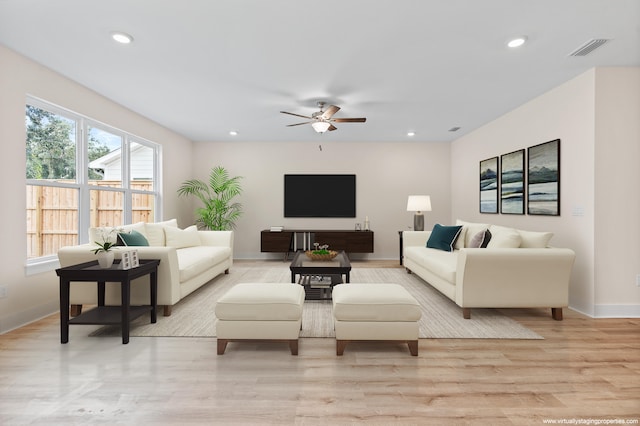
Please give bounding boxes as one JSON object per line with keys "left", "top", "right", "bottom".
{"left": 164, "top": 225, "right": 201, "bottom": 249}
{"left": 455, "top": 219, "right": 489, "bottom": 248}
{"left": 518, "top": 230, "right": 553, "bottom": 248}
{"left": 89, "top": 222, "right": 146, "bottom": 245}
{"left": 145, "top": 218, "right": 178, "bottom": 246}
{"left": 453, "top": 227, "right": 467, "bottom": 250}
{"left": 487, "top": 225, "right": 522, "bottom": 248}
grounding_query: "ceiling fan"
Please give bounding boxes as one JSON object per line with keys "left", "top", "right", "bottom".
{"left": 280, "top": 101, "right": 366, "bottom": 133}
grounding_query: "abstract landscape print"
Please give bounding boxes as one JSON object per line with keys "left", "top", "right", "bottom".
{"left": 500, "top": 149, "right": 525, "bottom": 214}
{"left": 480, "top": 157, "right": 498, "bottom": 213}
{"left": 527, "top": 139, "right": 560, "bottom": 216}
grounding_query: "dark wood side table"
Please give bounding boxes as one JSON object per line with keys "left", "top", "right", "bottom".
{"left": 56, "top": 259, "right": 160, "bottom": 344}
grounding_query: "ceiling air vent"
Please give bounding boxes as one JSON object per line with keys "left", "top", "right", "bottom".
{"left": 448, "top": 126, "right": 461, "bottom": 132}
{"left": 568, "top": 38, "right": 611, "bottom": 57}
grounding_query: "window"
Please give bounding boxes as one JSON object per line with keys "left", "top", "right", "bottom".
{"left": 26, "top": 97, "right": 161, "bottom": 272}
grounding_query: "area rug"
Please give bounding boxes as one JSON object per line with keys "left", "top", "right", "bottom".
{"left": 90, "top": 266, "right": 543, "bottom": 339}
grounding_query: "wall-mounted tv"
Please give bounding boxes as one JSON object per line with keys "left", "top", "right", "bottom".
{"left": 284, "top": 174, "right": 356, "bottom": 218}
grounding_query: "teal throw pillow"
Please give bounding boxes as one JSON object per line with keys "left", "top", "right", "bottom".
{"left": 426, "top": 224, "right": 463, "bottom": 252}
{"left": 117, "top": 230, "right": 150, "bottom": 246}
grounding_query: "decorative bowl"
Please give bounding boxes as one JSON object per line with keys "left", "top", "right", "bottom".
{"left": 305, "top": 250, "right": 338, "bottom": 261}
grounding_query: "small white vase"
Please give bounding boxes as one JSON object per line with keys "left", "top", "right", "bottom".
{"left": 96, "top": 251, "right": 115, "bottom": 268}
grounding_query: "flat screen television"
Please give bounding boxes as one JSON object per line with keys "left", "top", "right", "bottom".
{"left": 284, "top": 174, "right": 356, "bottom": 218}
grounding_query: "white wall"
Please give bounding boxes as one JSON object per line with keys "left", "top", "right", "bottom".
{"left": 0, "top": 45, "right": 195, "bottom": 333}
{"left": 451, "top": 67, "right": 640, "bottom": 317}
{"left": 594, "top": 68, "right": 640, "bottom": 316}
{"left": 191, "top": 140, "right": 451, "bottom": 260}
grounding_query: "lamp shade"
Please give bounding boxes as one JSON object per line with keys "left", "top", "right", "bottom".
{"left": 406, "top": 195, "right": 432, "bottom": 212}
{"left": 311, "top": 121, "right": 331, "bottom": 133}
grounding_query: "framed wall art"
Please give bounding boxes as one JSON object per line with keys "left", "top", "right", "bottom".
{"left": 527, "top": 139, "right": 560, "bottom": 216}
{"left": 479, "top": 157, "right": 499, "bottom": 214}
{"left": 500, "top": 149, "right": 525, "bottom": 214}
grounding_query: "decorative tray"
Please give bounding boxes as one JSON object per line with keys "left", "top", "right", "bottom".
{"left": 305, "top": 250, "right": 338, "bottom": 261}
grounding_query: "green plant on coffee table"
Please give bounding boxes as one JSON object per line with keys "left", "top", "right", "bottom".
{"left": 312, "top": 243, "right": 330, "bottom": 255}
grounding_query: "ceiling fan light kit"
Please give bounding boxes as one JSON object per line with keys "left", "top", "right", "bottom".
{"left": 311, "top": 121, "right": 331, "bottom": 133}
{"left": 281, "top": 101, "right": 366, "bottom": 134}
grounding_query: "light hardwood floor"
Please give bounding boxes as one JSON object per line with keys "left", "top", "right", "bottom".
{"left": 1, "top": 261, "right": 638, "bottom": 425}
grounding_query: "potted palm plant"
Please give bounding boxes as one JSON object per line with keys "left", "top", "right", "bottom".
{"left": 178, "top": 166, "right": 243, "bottom": 230}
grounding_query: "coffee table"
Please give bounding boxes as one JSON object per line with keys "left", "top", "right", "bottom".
{"left": 289, "top": 250, "right": 351, "bottom": 300}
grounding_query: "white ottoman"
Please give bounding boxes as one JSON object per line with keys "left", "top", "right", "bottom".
{"left": 215, "top": 283, "right": 305, "bottom": 355}
{"left": 332, "top": 283, "right": 422, "bottom": 356}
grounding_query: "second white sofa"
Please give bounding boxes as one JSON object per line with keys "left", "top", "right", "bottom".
{"left": 403, "top": 220, "right": 575, "bottom": 320}
{"left": 57, "top": 219, "right": 233, "bottom": 316}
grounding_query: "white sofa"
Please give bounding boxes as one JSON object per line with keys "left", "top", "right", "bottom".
{"left": 402, "top": 220, "right": 575, "bottom": 320}
{"left": 57, "top": 219, "right": 233, "bottom": 316}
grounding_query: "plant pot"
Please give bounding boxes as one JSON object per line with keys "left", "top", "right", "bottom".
{"left": 96, "top": 251, "right": 115, "bottom": 268}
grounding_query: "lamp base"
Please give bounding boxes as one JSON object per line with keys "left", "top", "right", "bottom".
{"left": 413, "top": 213, "right": 425, "bottom": 231}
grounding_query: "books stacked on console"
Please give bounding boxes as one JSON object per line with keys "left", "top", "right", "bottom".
{"left": 270, "top": 226, "right": 284, "bottom": 232}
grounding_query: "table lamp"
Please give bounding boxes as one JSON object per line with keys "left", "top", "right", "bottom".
{"left": 407, "top": 195, "right": 432, "bottom": 231}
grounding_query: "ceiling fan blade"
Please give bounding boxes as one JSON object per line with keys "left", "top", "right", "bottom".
{"left": 321, "top": 105, "right": 340, "bottom": 119}
{"left": 331, "top": 117, "right": 367, "bottom": 123}
{"left": 328, "top": 124, "right": 338, "bottom": 131}
{"left": 280, "top": 111, "right": 313, "bottom": 119}
{"left": 286, "top": 122, "right": 313, "bottom": 127}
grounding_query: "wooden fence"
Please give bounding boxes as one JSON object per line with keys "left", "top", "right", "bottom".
{"left": 27, "top": 181, "right": 154, "bottom": 258}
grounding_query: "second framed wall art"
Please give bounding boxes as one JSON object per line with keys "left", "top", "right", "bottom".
{"left": 500, "top": 149, "right": 525, "bottom": 215}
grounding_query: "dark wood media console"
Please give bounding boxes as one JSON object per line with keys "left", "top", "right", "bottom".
{"left": 261, "top": 229, "right": 374, "bottom": 256}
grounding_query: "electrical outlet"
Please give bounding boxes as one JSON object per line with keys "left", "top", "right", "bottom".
{"left": 637, "top": 275, "right": 640, "bottom": 287}
{"left": 0, "top": 286, "right": 7, "bottom": 298}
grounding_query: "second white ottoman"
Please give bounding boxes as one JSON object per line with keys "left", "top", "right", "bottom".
{"left": 332, "top": 283, "right": 422, "bottom": 356}
{"left": 215, "top": 283, "right": 305, "bottom": 355}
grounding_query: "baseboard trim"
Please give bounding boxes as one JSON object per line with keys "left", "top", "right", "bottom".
{"left": 0, "top": 300, "right": 58, "bottom": 334}
{"left": 593, "top": 304, "right": 640, "bottom": 318}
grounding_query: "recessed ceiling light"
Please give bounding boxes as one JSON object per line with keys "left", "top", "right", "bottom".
{"left": 507, "top": 36, "right": 527, "bottom": 48}
{"left": 111, "top": 32, "right": 133, "bottom": 44}
{"left": 229, "top": 131, "right": 238, "bottom": 136}
{"left": 407, "top": 132, "right": 416, "bottom": 137}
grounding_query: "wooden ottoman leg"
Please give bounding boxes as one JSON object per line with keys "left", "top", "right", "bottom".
{"left": 408, "top": 340, "right": 419, "bottom": 356}
{"left": 217, "top": 339, "right": 228, "bottom": 355}
{"left": 336, "top": 340, "right": 347, "bottom": 356}
{"left": 289, "top": 340, "right": 299, "bottom": 355}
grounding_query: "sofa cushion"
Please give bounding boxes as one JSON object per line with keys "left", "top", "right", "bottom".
{"left": 518, "top": 230, "right": 553, "bottom": 248}
{"left": 487, "top": 225, "right": 522, "bottom": 248}
{"left": 456, "top": 219, "right": 490, "bottom": 248}
{"left": 177, "top": 246, "right": 232, "bottom": 282}
{"left": 427, "top": 224, "right": 463, "bottom": 252}
{"left": 117, "top": 230, "right": 149, "bottom": 246}
{"left": 164, "top": 225, "right": 200, "bottom": 249}
{"left": 144, "top": 218, "right": 178, "bottom": 246}
{"left": 404, "top": 246, "right": 458, "bottom": 283}
{"left": 89, "top": 222, "right": 146, "bottom": 245}
{"left": 468, "top": 229, "right": 492, "bottom": 248}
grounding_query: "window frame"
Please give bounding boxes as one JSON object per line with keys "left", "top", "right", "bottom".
{"left": 25, "top": 96, "right": 162, "bottom": 275}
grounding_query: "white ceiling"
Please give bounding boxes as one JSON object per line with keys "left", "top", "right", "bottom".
{"left": 1, "top": 0, "right": 639, "bottom": 143}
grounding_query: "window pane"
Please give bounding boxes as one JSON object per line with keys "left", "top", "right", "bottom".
{"left": 131, "top": 142, "right": 155, "bottom": 191}
{"left": 88, "top": 126, "right": 122, "bottom": 188}
{"left": 132, "top": 193, "right": 155, "bottom": 223}
{"left": 90, "top": 189, "right": 124, "bottom": 228}
{"left": 26, "top": 105, "right": 76, "bottom": 182}
{"left": 26, "top": 185, "right": 79, "bottom": 259}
